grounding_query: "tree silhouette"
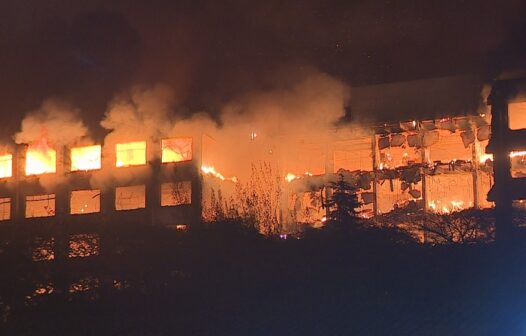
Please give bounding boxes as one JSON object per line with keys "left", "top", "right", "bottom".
{"left": 326, "top": 173, "right": 362, "bottom": 227}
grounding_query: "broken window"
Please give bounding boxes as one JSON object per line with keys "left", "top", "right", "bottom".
{"left": 429, "top": 130, "right": 471, "bottom": 163}
{"left": 0, "top": 154, "right": 12, "bottom": 178}
{"left": 115, "top": 185, "right": 146, "bottom": 210}
{"left": 508, "top": 102, "right": 526, "bottom": 130}
{"left": 70, "top": 190, "right": 100, "bottom": 215}
{"left": 71, "top": 145, "right": 101, "bottom": 171}
{"left": 161, "top": 138, "right": 192, "bottom": 163}
{"left": 26, "top": 194, "right": 55, "bottom": 218}
{"left": 26, "top": 146, "right": 56, "bottom": 175}
{"left": 68, "top": 233, "right": 100, "bottom": 258}
{"left": 426, "top": 173, "right": 474, "bottom": 214}
{"left": 0, "top": 197, "right": 10, "bottom": 220}
{"left": 116, "top": 141, "right": 146, "bottom": 167}
{"left": 510, "top": 151, "right": 526, "bottom": 178}
{"left": 333, "top": 137, "right": 373, "bottom": 172}
{"left": 161, "top": 181, "right": 192, "bottom": 206}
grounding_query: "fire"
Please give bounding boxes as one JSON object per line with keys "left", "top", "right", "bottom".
{"left": 116, "top": 141, "right": 146, "bottom": 167}
{"left": 428, "top": 200, "right": 472, "bottom": 214}
{"left": 0, "top": 154, "right": 12, "bottom": 178}
{"left": 476, "top": 150, "right": 526, "bottom": 164}
{"left": 285, "top": 172, "right": 313, "bottom": 182}
{"left": 510, "top": 151, "right": 526, "bottom": 159}
{"left": 26, "top": 138, "right": 56, "bottom": 175}
{"left": 71, "top": 145, "right": 101, "bottom": 171}
{"left": 201, "top": 165, "right": 238, "bottom": 183}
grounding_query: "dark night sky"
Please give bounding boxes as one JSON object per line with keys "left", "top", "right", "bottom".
{"left": 1, "top": 0, "right": 526, "bottom": 135}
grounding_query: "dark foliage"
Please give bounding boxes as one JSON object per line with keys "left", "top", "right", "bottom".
{"left": 326, "top": 173, "right": 362, "bottom": 229}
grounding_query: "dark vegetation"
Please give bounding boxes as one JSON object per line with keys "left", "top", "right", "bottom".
{"left": 1, "top": 213, "right": 526, "bottom": 335}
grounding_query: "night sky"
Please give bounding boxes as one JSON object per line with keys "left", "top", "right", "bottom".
{"left": 1, "top": 0, "right": 526, "bottom": 135}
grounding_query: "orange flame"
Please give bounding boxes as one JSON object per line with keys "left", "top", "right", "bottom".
{"left": 201, "top": 165, "right": 238, "bottom": 183}
{"left": 26, "top": 138, "right": 56, "bottom": 175}
{"left": 71, "top": 145, "right": 101, "bottom": 171}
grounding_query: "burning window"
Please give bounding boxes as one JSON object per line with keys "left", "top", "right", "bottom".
{"left": 0, "top": 197, "right": 10, "bottom": 221}
{"left": 161, "top": 138, "right": 192, "bottom": 163}
{"left": 26, "top": 145, "right": 56, "bottom": 175}
{"left": 115, "top": 185, "right": 146, "bottom": 210}
{"left": 0, "top": 154, "right": 12, "bottom": 178}
{"left": 116, "top": 141, "right": 146, "bottom": 167}
{"left": 426, "top": 174, "right": 474, "bottom": 214}
{"left": 70, "top": 190, "right": 100, "bottom": 215}
{"left": 68, "top": 234, "right": 100, "bottom": 258}
{"left": 161, "top": 181, "right": 192, "bottom": 206}
{"left": 508, "top": 102, "right": 526, "bottom": 130}
{"left": 71, "top": 145, "right": 101, "bottom": 171}
{"left": 25, "top": 194, "right": 55, "bottom": 218}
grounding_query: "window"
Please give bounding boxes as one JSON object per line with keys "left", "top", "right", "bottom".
{"left": 115, "top": 185, "right": 145, "bottom": 210}
{"left": 71, "top": 145, "right": 101, "bottom": 171}
{"left": 70, "top": 190, "right": 100, "bottom": 214}
{"left": 509, "top": 102, "right": 526, "bottom": 130}
{"left": 0, "top": 197, "right": 10, "bottom": 221}
{"left": 0, "top": 154, "right": 12, "bottom": 178}
{"left": 161, "top": 181, "right": 192, "bottom": 206}
{"left": 26, "top": 194, "right": 55, "bottom": 218}
{"left": 26, "top": 147, "right": 56, "bottom": 175}
{"left": 116, "top": 141, "right": 146, "bottom": 167}
{"left": 161, "top": 138, "right": 192, "bottom": 163}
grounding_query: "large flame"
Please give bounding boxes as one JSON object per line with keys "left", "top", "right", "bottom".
{"left": 201, "top": 165, "right": 237, "bottom": 183}
{"left": 71, "top": 145, "right": 101, "bottom": 171}
{"left": 116, "top": 141, "right": 146, "bottom": 167}
{"left": 0, "top": 154, "right": 12, "bottom": 178}
{"left": 26, "top": 138, "right": 56, "bottom": 175}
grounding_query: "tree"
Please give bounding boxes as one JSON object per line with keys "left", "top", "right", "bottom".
{"left": 326, "top": 173, "right": 362, "bottom": 227}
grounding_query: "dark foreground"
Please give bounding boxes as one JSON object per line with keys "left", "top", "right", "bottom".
{"left": 1, "top": 223, "right": 526, "bottom": 335}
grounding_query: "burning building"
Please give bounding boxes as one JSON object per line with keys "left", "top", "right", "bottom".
{"left": 0, "top": 75, "right": 510, "bottom": 240}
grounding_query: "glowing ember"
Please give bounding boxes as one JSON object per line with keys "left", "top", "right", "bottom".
{"left": 161, "top": 138, "right": 192, "bottom": 163}
{"left": 26, "top": 138, "right": 56, "bottom": 175}
{"left": 71, "top": 145, "right": 101, "bottom": 171}
{"left": 116, "top": 141, "right": 146, "bottom": 167}
{"left": 0, "top": 154, "right": 12, "bottom": 178}
{"left": 201, "top": 165, "right": 238, "bottom": 182}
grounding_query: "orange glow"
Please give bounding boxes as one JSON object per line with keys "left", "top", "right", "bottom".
{"left": 0, "top": 154, "right": 12, "bottom": 178}
{"left": 161, "top": 138, "right": 192, "bottom": 163}
{"left": 26, "top": 138, "right": 56, "bottom": 175}
{"left": 71, "top": 145, "right": 101, "bottom": 171}
{"left": 510, "top": 151, "right": 526, "bottom": 158}
{"left": 116, "top": 141, "right": 146, "bottom": 167}
{"left": 201, "top": 165, "right": 238, "bottom": 182}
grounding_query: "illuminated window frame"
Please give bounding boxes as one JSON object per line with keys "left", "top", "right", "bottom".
{"left": 161, "top": 137, "right": 193, "bottom": 163}
{"left": 70, "top": 189, "right": 101, "bottom": 215}
{"left": 115, "top": 141, "right": 147, "bottom": 168}
{"left": 0, "top": 154, "right": 12, "bottom": 179}
{"left": 25, "top": 194, "right": 56, "bottom": 218}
